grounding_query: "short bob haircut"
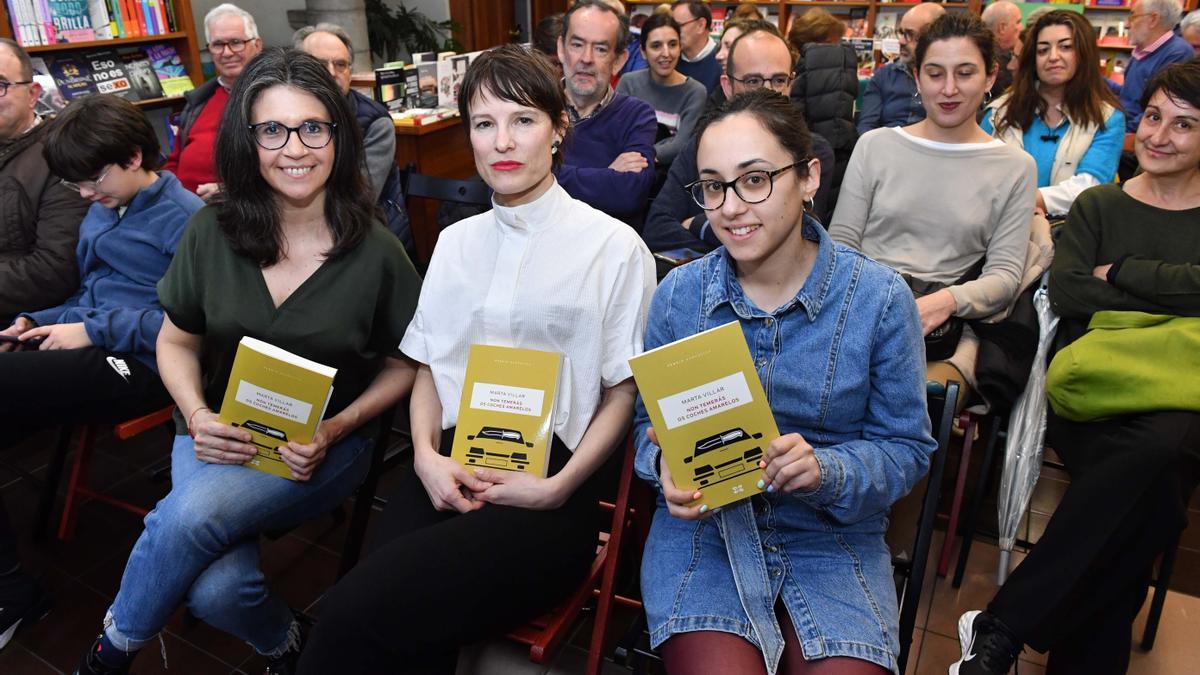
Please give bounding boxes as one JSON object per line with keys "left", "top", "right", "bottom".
{"left": 914, "top": 13, "right": 995, "bottom": 74}
{"left": 43, "top": 95, "right": 163, "bottom": 182}
{"left": 639, "top": 12, "right": 681, "bottom": 51}
{"left": 457, "top": 44, "right": 570, "bottom": 170}
{"left": 693, "top": 89, "right": 814, "bottom": 181}
{"left": 1140, "top": 60, "right": 1200, "bottom": 114}
{"left": 787, "top": 8, "right": 845, "bottom": 50}
{"left": 214, "top": 47, "right": 373, "bottom": 266}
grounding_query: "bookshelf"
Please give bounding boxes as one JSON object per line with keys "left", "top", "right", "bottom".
{"left": 0, "top": 0, "right": 203, "bottom": 109}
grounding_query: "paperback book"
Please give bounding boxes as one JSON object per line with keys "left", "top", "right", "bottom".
{"left": 82, "top": 48, "right": 134, "bottom": 99}
{"left": 629, "top": 321, "right": 779, "bottom": 511}
{"left": 28, "top": 57, "right": 67, "bottom": 114}
{"left": 451, "top": 344, "right": 562, "bottom": 478}
{"left": 47, "top": 54, "right": 97, "bottom": 100}
{"left": 217, "top": 337, "right": 337, "bottom": 480}
{"left": 143, "top": 42, "right": 193, "bottom": 95}
{"left": 123, "top": 53, "right": 164, "bottom": 99}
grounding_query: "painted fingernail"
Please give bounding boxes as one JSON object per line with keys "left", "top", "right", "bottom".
{"left": 699, "top": 505, "right": 709, "bottom": 514}
{"left": 766, "top": 484, "right": 775, "bottom": 493}
{"left": 756, "top": 479, "right": 765, "bottom": 489}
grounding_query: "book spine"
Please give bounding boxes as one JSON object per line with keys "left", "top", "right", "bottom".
{"left": 137, "top": 0, "right": 150, "bottom": 34}
{"left": 15, "top": 0, "right": 35, "bottom": 45}
{"left": 5, "top": 0, "right": 27, "bottom": 46}
{"left": 106, "top": 0, "right": 122, "bottom": 36}
{"left": 119, "top": 0, "right": 137, "bottom": 36}
{"left": 153, "top": 0, "right": 165, "bottom": 34}
{"left": 161, "top": 0, "right": 173, "bottom": 31}
{"left": 87, "top": 0, "right": 110, "bottom": 40}
{"left": 30, "top": 0, "right": 48, "bottom": 45}
{"left": 40, "top": 0, "right": 57, "bottom": 43}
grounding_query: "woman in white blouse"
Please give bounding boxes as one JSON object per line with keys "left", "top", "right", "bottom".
{"left": 297, "top": 44, "right": 656, "bottom": 674}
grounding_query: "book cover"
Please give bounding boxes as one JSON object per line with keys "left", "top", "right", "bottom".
{"left": 403, "top": 65, "right": 420, "bottom": 110}
{"left": 374, "top": 62, "right": 406, "bottom": 112}
{"left": 629, "top": 321, "right": 779, "bottom": 511}
{"left": 47, "top": 54, "right": 97, "bottom": 100}
{"left": 411, "top": 51, "right": 436, "bottom": 64}
{"left": 416, "top": 61, "right": 438, "bottom": 108}
{"left": 28, "top": 56, "right": 67, "bottom": 114}
{"left": 143, "top": 43, "right": 193, "bottom": 95}
{"left": 48, "top": 0, "right": 94, "bottom": 42}
{"left": 451, "top": 344, "right": 562, "bottom": 479}
{"left": 218, "top": 337, "right": 337, "bottom": 480}
{"left": 845, "top": 37, "right": 876, "bottom": 77}
{"left": 123, "top": 53, "right": 163, "bottom": 99}
{"left": 82, "top": 48, "right": 136, "bottom": 99}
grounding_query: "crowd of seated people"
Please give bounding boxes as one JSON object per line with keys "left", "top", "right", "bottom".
{"left": 0, "top": 1, "right": 1197, "bottom": 674}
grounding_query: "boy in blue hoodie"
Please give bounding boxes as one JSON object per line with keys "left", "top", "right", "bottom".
{"left": 0, "top": 94, "right": 203, "bottom": 648}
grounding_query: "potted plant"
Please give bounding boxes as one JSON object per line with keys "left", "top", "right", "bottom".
{"left": 365, "top": 0, "right": 463, "bottom": 64}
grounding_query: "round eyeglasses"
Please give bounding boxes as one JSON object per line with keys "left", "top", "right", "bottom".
{"left": 248, "top": 121, "right": 337, "bottom": 151}
{"left": 684, "top": 162, "right": 807, "bottom": 211}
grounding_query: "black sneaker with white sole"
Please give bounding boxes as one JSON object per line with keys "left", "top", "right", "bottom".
{"left": 949, "top": 610, "right": 1022, "bottom": 675}
{"left": 0, "top": 574, "right": 50, "bottom": 651}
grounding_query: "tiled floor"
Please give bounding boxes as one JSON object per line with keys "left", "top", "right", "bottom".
{"left": 1, "top": 426, "right": 1197, "bottom": 674}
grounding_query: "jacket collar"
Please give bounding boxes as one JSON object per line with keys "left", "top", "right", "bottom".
{"left": 701, "top": 214, "right": 835, "bottom": 323}
{"left": 491, "top": 180, "right": 568, "bottom": 234}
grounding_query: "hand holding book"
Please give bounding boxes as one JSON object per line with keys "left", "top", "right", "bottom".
{"left": 189, "top": 409, "right": 258, "bottom": 464}
{"left": 759, "top": 433, "right": 822, "bottom": 495}
{"left": 471, "top": 468, "right": 567, "bottom": 511}
{"left": 278, "top": 416, "right": 347, "bottom": 482}
{"left": 646, "top": 426, "right": 709, "bottom": 521}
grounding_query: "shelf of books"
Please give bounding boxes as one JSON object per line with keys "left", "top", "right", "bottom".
{"left": 0, "top": 0, "right": 202, "bottom": 112}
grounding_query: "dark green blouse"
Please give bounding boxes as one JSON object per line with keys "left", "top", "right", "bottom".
{"left": 157, "top": 205, "right": 421, "bottom": 436}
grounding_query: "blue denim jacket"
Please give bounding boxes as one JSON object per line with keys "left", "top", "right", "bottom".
{"left": 633, "top": 219, "right": 935, "bottom": 673}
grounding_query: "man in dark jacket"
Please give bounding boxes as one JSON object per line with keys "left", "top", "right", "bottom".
{"left": 791, "top": 42, "right": 858, "bottom": 203}
{"left": 641, "top": 27, "right": 835, "bottom": 254}
{"left": 163, "top": 3, "right": 262, "bottom": 197}
{"left": 295, "top": 23, "right": 414, "bottom": 259}
{"left": 0, "top": 38, "right": 88, "bottom": 324}
{"left": 857, "top": 2, "right": 943, "bottom": 134}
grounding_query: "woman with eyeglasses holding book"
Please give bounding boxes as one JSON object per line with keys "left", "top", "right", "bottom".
{"left": 634, "top": 89, "right": 935, "bottom": 675}
{"left": 297, "top": 44, "right": 655, "bottom": 674}
{"left": 0, "top": 94, "right": 202, "bottom": 646}
{"left": 72, "top": 48, "right": 421, "bottom": 674}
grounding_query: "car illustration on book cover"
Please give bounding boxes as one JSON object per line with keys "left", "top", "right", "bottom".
{"left": 463, "top": 426, "right": 534, "bottom": 472}
{"left": 233, "top": 420, "right": 288, "bottom": 458}
{"left": 684, "top": 427, "right": 764, "bottom": 487}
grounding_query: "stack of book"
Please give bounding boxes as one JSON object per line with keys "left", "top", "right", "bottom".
{"left": 30, "top": 41, "right": 193, "bottom": 114}
{"left": 7, "top": 0, "right": 181, "bottom": 47}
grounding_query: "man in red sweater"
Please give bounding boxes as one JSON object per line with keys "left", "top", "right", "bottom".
{"left": 163, "top": 3, "right": 261, "bottom": 199}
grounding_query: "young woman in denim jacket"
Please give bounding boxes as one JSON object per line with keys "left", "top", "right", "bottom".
{"left": 633, "top": 90, "right": 936, "bottom": 674}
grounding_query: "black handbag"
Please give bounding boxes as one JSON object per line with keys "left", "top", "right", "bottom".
{"left": 902, "top": 258, "right": 986, "bottom": 362}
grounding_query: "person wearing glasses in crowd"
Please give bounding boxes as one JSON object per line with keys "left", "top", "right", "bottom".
{"left": 1119, "top": 0, "right": 1192, "bottom": 132}
{"left": 641, "top": 24, "right": 835, "bottom": 253}
{"left": 635, "top": 89, "right": 935, "bottom": 675}
{"left": 164, "top": 3, "right": 262, "bottom": 198}
{"left": 294, "top": 23, "right": 414, "bottom": 259}
{"left": 0, "top": 94, "right": 201, "bottom": 652}
{"left": 72, "top": 48, "right": 421, "bottom": 674}
{"left": 671, "top": 1, "right": 722, "bottom": 92}
{"left": 832, "top": 14, "right": 1036, "bottom": 405}
{"left": 0, "top": 38, "right": 89, "bottom": 325}
{"left": 857, "top": 2, "right": 944, "bottom": 134}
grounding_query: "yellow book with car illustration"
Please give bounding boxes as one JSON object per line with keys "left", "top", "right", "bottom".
{"left": 629, "top": 321, "right": 778, "bottom": 511}
{"left": 218, "top": 337, "right": 336, "bottom": 480}
{"left": 451, "top": 344, "right": 562, "bottom": 479}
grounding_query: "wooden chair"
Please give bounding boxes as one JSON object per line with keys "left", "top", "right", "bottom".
{"left": 40, "top": 406, "right": 176, "bottom": 540}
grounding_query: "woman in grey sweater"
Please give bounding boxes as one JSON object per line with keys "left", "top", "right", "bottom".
{"left": 617, "top": 12, "right": 707, "bottom": 166}
{"left": 830, "top": 14, "right": 1036, "bottom": 399}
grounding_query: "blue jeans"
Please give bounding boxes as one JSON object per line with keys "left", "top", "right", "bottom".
{"left": 104, "top": 433, "right": 372, "bottom": 655}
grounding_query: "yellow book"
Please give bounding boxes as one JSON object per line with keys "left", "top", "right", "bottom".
{"left": 452, "top": 344, "right": 562, "bottom": 479}
{"left": 218, "top": 337, "right": 337, "bottom": 480}
{"left": 629, "top": 321, "right": 779, "bottom": 511}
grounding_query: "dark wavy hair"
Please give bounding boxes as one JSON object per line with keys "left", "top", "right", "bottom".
{"left": 694, "top": 89, "right": 813, "bottom": 180}
{"left": 214, "top": 47, "right": 373, "bottom": 266}
{"left": 639, "top": 11, "right": 681, "bottom": 51}
{"left": 914, "top": 13, "right": 995, "bottom": 73}
{"left": 44, "top": 94, "right": 163, "bottom": 181}
{"left": 458, "top": 44, "right": 570, "bottom": 170}
{"left": 996, "top": 11, "right": 1119, "bottom": 136}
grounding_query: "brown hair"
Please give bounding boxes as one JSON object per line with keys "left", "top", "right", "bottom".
{"left": 787, "top": 8, "right": 845, "bottom": 51}
{"left": 731, "top": 3, "right": 763, "bottom": 21}
{"left": 914, "top": 13, "right": 995, "bottom": 72}
{"left": 996, "top": 10, "right": 1120, "bottom": 135}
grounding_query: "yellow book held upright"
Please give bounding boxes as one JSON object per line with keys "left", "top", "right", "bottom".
{"left": 218, "top": 337, "right": 337, "bottom": 480}
{"left": 452, "top": 345, "right": 562, "bottom": 479}
{"left": 629, "top": 321, "right": 779, "bottom": 511}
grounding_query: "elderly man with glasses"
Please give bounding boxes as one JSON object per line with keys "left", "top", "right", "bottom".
{"left": 857, "top": 2, "right": 944, "bottom": 134}
{"left": 294, "top": 23, "right": 413, "bottom": 259}
{"left": 163, "top": 2, "right": 262, "bottom": 199}
{"left": 641, "top": 24, "right": 835, "bottom": 256}
{"left": 0, "top": 37, "right": 88, "bottom": 325}
{"left": 671, "top": 0, "right": 721, "bottom": 92}
{"left": 1120, "top": 0, "right": 1193, "bottom": 131}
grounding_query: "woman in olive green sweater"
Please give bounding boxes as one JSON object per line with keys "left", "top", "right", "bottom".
{"left": 952, "top": 62, "right": 1200, "bottom": 675}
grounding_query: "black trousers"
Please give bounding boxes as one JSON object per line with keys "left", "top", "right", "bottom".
{"left": 988, "top": 410, "right": 1200, "bottom": 675}
{"left": 0, "top": 346, "right": 170, "bottom": 571}
{"left": 297, "top": 429, "right": 609, "bottom": 674}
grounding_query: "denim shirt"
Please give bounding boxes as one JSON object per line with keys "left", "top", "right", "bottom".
{"left": 633, "top": 219, "right": 935, "bottom": 672}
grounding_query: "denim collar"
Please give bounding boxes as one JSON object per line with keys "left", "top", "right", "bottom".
{"left": 702, "top": 214, "right": 835, "bottom": 323}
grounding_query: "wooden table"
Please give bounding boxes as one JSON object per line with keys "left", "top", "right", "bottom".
{"left": 394, "top": 117, "right": 476, "bottom": 265}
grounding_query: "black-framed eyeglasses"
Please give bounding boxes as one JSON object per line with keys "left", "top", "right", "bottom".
{"left": 0, "top": 80, "right": 33, "bottom": 97}
{"left": 727, "top": 73, "right": 793, "bottom": 91}
{"left": 248, "top": 120, "right": 337, "bottom": 150}
{"left": 208, "top": 38, "right": 254, "bottom": 53}
{"left": 685, "top": 162, "right": 807, "bottom": 211}
{"left": 61, "top": 165, "right": 114, "bottom": 194}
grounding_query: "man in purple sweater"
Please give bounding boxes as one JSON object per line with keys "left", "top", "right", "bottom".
{"left": 556, "top": 0, "right": 657, "bottom": 227}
